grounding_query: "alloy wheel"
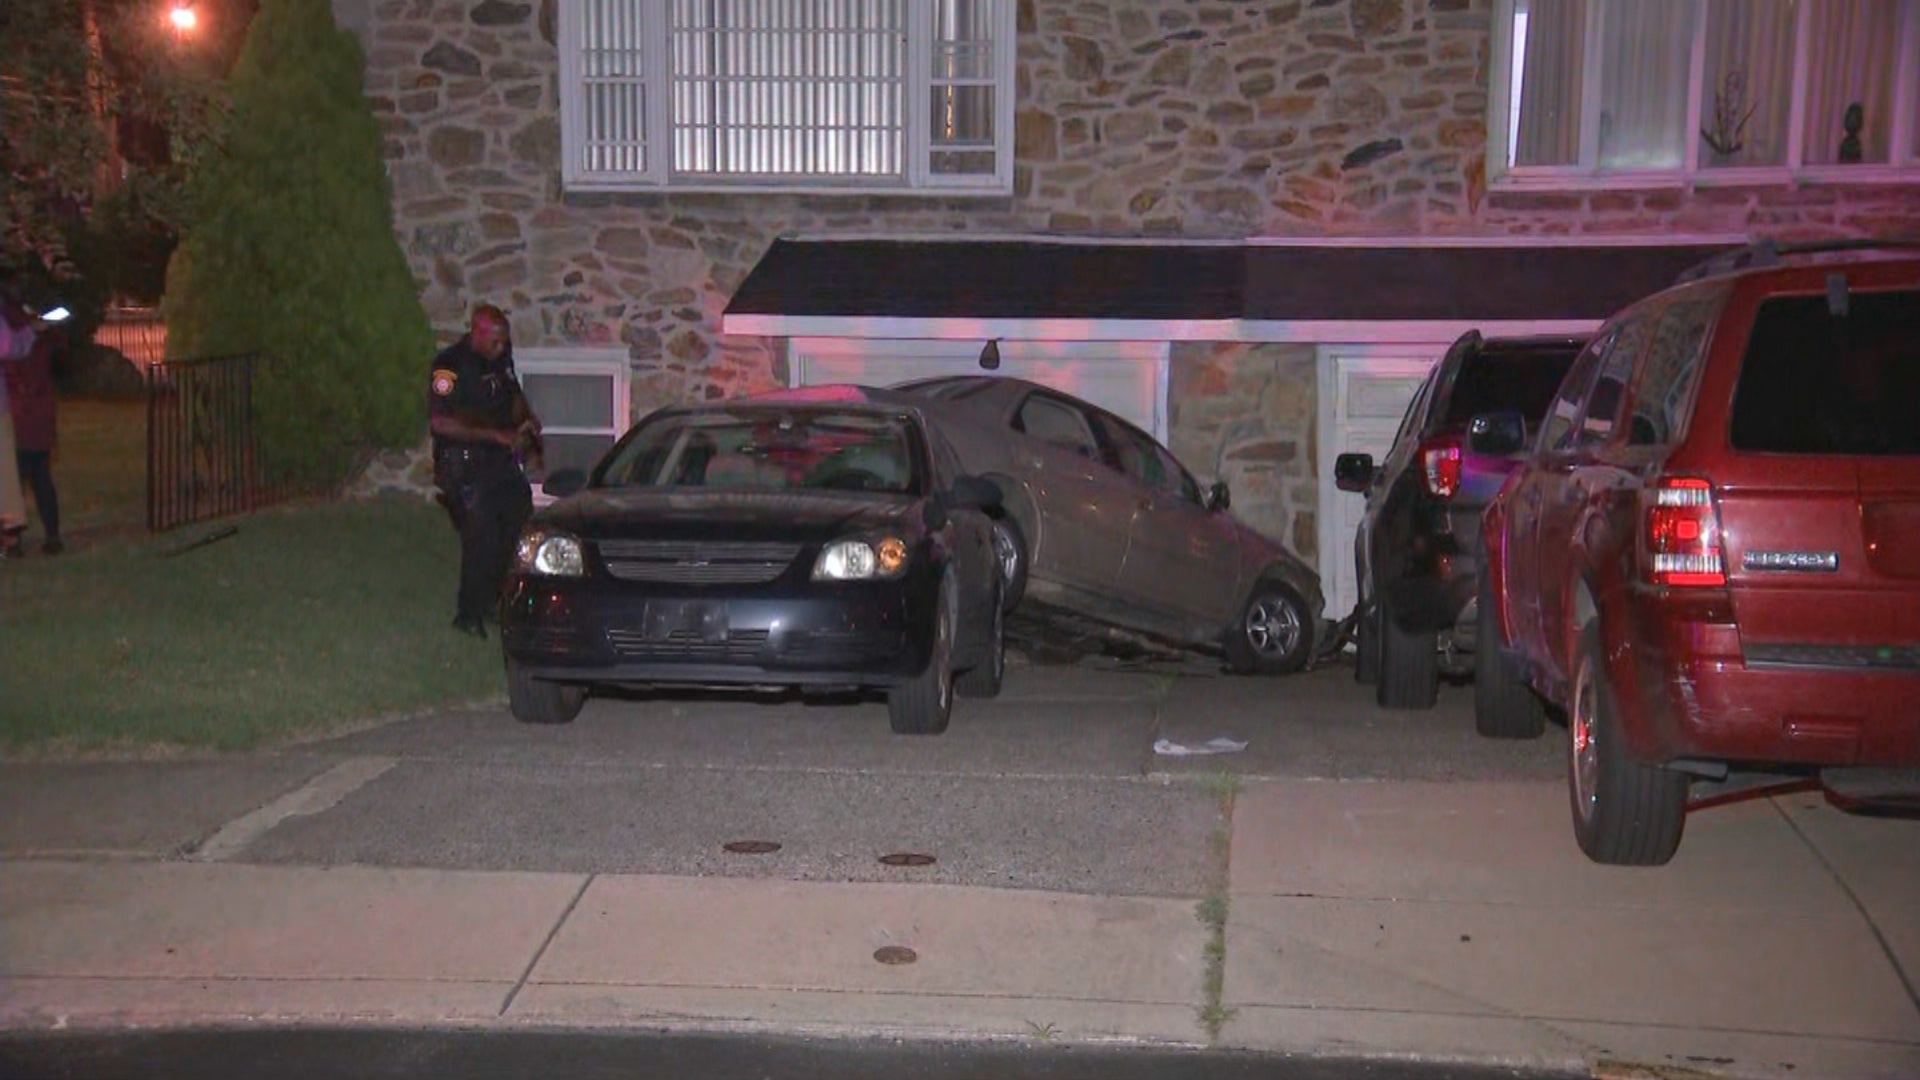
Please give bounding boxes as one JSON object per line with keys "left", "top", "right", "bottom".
{"left": 990, "top": 521, "right": 1020, "bottom": 588}
{"left": 1571, "top": 657, "right": 1600, "bottom": 823}
{"left": 1244, "top": 593, "right": 1301, "bottom": 658}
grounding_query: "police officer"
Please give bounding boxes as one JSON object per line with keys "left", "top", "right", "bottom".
{"left": 429, "top": 304, "right": 541, "bottom": 638}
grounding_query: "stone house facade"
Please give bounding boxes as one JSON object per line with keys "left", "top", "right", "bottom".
{"left": 336, "top": 0, "right": 1920, "bottom": 618}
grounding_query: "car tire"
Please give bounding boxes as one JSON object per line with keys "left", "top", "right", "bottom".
{"left": 1473, "top": 574, "right": 1546, "bottom": 739}
{"left": 889, "top": 576, "right": 956, "bottom": 735}
{"left": 989, "top": 515, "right": 1029, "bottom": 613}
{"left": 507, "top": 661, "right": 586, "bottom": 726}
{"left": 1354, "top": 599, "right": 1381, "bottom": 685}
{"left": 1225, "top": 579, "right": 1313, "bottom": 676}
{"left": 1568, "top": 622, "right": 1687, "bottom": 866}
{"left": 955, "top": 581, "right": 1006, "bottom": 699}
{"left": 1376, "top": 600, "right": 1439, "bottom": 709}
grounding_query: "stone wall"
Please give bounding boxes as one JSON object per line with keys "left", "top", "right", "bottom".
{"left": 1167, "top": 342, "right": 1319, "bottom": 564}
{"left": 349, "top": 0, "right": 1920, "bottom": 532}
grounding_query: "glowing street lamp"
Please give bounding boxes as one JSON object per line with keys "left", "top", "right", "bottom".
{"left": 168, "top": 3, "right": 197, "bottom": 34}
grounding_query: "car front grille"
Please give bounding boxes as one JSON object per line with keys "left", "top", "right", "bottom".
{"left": 606, "top": 628, "right": 773, "bottom": 662}
{"left": 596, "top": 540, "right": 802, "bottom": 585}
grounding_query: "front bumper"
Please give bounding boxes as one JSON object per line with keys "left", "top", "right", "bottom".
{"left": 501, "top": 569, "right": 939, "bottom": 690}
{"left": 1609, "top": 591, "right": 1920, "bottom": 769}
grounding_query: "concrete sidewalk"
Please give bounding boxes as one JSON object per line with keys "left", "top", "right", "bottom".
{"left": 4, "top": 779, "right": 1917, "bottom": 1080}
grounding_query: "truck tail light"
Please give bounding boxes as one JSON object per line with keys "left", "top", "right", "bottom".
{"left": 1420, "top": 436, "right": 1463, "bottom": 500}
{"left": 1645, "top": 477, "right": 1726, "bottom": 587}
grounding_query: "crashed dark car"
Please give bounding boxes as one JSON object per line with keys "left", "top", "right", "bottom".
{"left": 777, "top": 378, "right": 1325, "bottom": 673}
{"left": 500, "top": 398, "right": 1005, "bottom": 735}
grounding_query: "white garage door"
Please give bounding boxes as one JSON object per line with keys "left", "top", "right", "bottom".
{"left": 1315, "top": 346, "right": 1450, "bottom": 624}
{"left": 790, "top": 338, "right": 1168, "bottom": 443}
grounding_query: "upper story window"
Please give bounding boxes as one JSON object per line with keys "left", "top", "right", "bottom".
{"left": 558, "top": 0, "right": 1014, "bottom": 195}
{"left": 1490, "top": 0, "right": 1920, "bottom": 187}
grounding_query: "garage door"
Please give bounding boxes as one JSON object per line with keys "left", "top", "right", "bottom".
{"left": 1315, "top": 346, "right": 1450, "bottom": 624}
{"left": 790, "top": 339, "right": 1168, "bottom": 443}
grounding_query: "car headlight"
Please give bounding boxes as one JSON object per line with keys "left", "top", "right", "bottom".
{"left": 813, "top": 536, "right": 909, "bottom": 580}
{"left": 515, "top": 529, "right": 584, "bottom": 577}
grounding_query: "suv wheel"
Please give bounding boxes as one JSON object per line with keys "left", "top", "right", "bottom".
{"left": 1473, "top": 574, "right": 1546, "bottom": 739}
{"left": 1354, "top": 600, "right": 1381, "bottom": 685}
{"left": 507, "top": 661, "right": 587, "bottom": 725}
{"left": 1568, "top": 623, "right": 1687, "bottom": 865}
{"left": 1376, "top": 601, "right": 1439, "bottom": 709}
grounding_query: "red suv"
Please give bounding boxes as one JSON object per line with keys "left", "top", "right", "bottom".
{"left": 1476, "top": 241, "right": 1919, "bottom": 866}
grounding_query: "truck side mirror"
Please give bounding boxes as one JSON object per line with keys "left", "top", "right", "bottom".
{"left": 1334, "top": 453, "right": 1375, "bottom": 493}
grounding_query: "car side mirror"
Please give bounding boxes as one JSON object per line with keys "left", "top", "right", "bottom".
{"left": 1334, "top": 453, "right": 1375, "bottom": 493}
{"left": 542, "top": 468, "right": 587, "bottom": 498}
{"left": 1205, "top": 480, "right": 1231, "bottom": 513}
{"left": 1468, "top": 411, "right": 1527, "bottom": 456}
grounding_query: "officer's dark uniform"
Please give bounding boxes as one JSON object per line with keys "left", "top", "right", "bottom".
{"left": 428, "top": 336, "right": 533, "bottom": 631}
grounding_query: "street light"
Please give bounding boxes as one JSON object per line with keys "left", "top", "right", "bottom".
{"left": 168, "top": 3, "right": 197, "bottom": 33}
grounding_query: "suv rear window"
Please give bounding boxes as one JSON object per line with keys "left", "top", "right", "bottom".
{"left": 1441, "top": 348, "right": 1579, "bottom": 428}
{"left": 1729, "top": 289, "right": 1920, "bottom": 455}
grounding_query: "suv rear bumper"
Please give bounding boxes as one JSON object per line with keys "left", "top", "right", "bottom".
{"left": 1609, "top": 594, "right": 1920, "bottom": 768}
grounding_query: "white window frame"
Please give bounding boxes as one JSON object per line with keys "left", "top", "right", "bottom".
{"left": 1488, "top": 0, "right": 1920, "bottom": 190}
{"left": 558, "top": 0, "right": 1016, "bottom": 196}
{"left": 515, "top": 346, "right": 632, "bottom": 504}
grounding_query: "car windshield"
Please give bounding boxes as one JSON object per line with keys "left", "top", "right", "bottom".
{"left": 1730, "top": 289, "right": 1920, "bottom": 456}
{"left": 596, "top": 409, "right": 922, "bottom": 494}
{"left": 1442, "top": 347, "right": 1581, "bottom": 428}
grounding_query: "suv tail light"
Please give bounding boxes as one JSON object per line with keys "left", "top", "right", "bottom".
{"left": 1646, "top": 477, "right": 1726, "bottom": 587}
{"left": 1419, "top": 436, "right": 1463, "bottom": 500}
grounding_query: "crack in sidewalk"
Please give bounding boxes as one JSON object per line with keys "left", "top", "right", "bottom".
{"left": 500, "top": 873, "right": 596, "bottom": 1017}
{"left": 1770, "top": 796, "right": 1920, "bottom": 1016}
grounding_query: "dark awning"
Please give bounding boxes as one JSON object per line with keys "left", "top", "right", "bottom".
{"left": 722, "top": 236, "right": 1742, "bottom": 339}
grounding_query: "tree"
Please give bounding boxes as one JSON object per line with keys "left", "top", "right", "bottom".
{"left": 1, "top": 0, "right": 229, "bottom": 312}
{"left": 164, "top": 0, "right": 431, "bottom": 486}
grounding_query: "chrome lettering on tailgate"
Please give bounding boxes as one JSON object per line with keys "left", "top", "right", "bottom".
{"left": 1742, "top": 550, "right": 1840, "bottom": 572}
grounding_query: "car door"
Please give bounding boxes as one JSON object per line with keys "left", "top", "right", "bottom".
{"left": 1093, "top": 413, "right": 1243, "bottom": 638}
{"left": 1507, "top": 332, "right": 1610, "bottom": 673}
{"left": 1006, "top": 390, "right": 1134, "bottom": 598}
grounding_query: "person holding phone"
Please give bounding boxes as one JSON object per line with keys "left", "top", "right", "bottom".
{"left": 0, "top": 282, "right": 40, "bottom": 558}
{"left": 2, "top": 294, "right": 62, "bottom": 555}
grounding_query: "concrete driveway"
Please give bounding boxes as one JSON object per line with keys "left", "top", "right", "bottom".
{"left": 4, "top": 654, "right": 1916, "bottom": 1079}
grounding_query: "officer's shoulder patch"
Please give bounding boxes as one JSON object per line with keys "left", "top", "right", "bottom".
{"left": 431, "top": 368, "right": 457, "bottom": 397}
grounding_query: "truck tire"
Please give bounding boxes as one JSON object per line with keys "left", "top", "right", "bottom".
{"left": 1473, "top": 574, "right": 1546, "bottom": 738}
{"left": 1376, "top": 600, "right": 1439, "bottom": 709}
{"left": 507, "top": 661, "right": 586, "bottom": 725}
{"left": 1567, "top": 623, "right": 1687, "bottom": 865}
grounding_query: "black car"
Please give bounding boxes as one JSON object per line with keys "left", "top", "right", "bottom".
{"left": 1333, "top": 331, "right": 1585, "bottom": 709}
{"left": 500, "top": 398, "right": 1006, "bottom": 735}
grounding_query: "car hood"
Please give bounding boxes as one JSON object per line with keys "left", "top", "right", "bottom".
{"left": 536, "top": 488, "right": 923, "bottom": 544}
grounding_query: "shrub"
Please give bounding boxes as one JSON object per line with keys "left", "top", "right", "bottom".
{"left": 163, "top": 0, "right": 430, "bottom": 487}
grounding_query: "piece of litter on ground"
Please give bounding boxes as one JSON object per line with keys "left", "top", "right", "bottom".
{"left": 1152, "top": 736, "right": 1248, "bottom": 756}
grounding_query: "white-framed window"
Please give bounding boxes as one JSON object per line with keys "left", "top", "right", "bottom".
{"left": 558, "top": 0, "right": 1015, "bottom": 195}
{"left": 515, "top": 347, "right": 632, "bottom": 499}
{"left": 1488, "top": 0, "right": 1920, "bottom": 187}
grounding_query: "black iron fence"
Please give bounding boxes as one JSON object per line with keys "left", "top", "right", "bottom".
{"left": 146, "top": 353, "right": 300, "bottom": 532}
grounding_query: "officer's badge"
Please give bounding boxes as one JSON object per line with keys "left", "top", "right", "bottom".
{"left": 431, "top": 369, "right": 456, "bottom": 396}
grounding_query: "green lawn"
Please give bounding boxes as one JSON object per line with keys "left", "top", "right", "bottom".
{"left": 1, "top": 496, "right": 506, "bottom": 754}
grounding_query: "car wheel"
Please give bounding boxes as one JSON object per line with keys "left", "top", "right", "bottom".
{"left": 1225, "top": 580, "right": 1313, "bottom": 675}
{"left": 1376, "top": 600, "right": 1439, "bottom": 709}
{"left": 1354, "top": 599, "right": 1381, "bottom": 685}
{"left": 507, "top": 660, "right": 586, "bottom": 725}
{"left": 1473, "top": 573, "right": 1546, "bottom": 739}
{"left": 889, "top": 576, "right": 956, "bottom": 735}
{"left": 955, "top": 581, "right": 1006, "bottom": 699}
{"left": 989, "top": 516, "right": 1028, "bottom": 613}
{"left": 1568, "top": 622, "right": 1687, "bottom": 865}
